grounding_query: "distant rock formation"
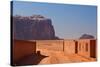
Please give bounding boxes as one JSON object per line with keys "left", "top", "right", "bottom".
{"left": 13, "top": 15, "right": 59, "bottom": 40}
{"left": 79, "top": 34, "right": 95, "bottom": 39}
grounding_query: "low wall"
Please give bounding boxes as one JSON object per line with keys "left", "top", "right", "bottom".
{"left": 36, "top": 40, "right": 63, "bottom": 51}
{"left": 36, "top": 39, "right": 96, "bottom": 58}
{"left": 13, "top": 40, "right": 36, "bottom": 65}
{"left": 36, "top": 40, "right": 77, "bottom": 54}
{"left": 64, "top": 40, "right": 76, "bottom": 55}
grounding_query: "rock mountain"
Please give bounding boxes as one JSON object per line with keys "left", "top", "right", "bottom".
{"left": 79, "top": 34, "right": 95, "bottom": 39}
{"left": 13, "top": 15, "right": 59, "bottom": 40}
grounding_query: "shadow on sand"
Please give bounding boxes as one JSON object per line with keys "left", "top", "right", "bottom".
{"left": 15, "top": 51, "right": 48, "bottom": 66}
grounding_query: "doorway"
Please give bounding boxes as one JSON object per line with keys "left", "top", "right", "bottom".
{"left": 75, "top": 41, "right": 78, "bottom": 53}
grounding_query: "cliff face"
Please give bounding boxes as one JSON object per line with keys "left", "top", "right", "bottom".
{"left": 13, "top": 15, "right": 58, "bottom": 40}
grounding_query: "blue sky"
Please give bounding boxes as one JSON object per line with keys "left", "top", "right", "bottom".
{"left": 12, "top": 1, "right": 97, "bottom": 39}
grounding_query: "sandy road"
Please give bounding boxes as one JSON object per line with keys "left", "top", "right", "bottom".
{"left": 37, "top": 48, "right": 96, "bottom": 64}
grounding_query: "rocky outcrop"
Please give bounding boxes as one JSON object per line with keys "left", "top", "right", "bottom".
{"left": 79, "top": 34, "right": 94, "bottom": 39}
{"left": 13, "top": 15, "right": 59, "bottom": 40}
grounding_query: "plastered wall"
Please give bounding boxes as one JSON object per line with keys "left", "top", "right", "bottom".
{"left": 64, "top": 40, "right": 76, "bottom": 55}
{"left": 77, "top": 39, "right": 96, "bottom": 58}
{"left": 13, "top": 40, "right": 36, "bottom": 64}
{"left": 36, "top": 39, "right": 96, "bottom": 58}
{"left": 36, "top": 40, "right": 64, "bottom": 51}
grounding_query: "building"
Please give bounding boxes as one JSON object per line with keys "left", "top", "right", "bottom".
{"left": 12, "top": 39, "right": 97, "bottom": 65}
{"left": 77, "top": 39, "right": 96, "bottom": 58}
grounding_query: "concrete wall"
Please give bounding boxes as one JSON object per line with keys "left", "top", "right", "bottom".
{"left": 36, "top": 40, "right": 63, "bottom": 51}
{"left": 77, "top": 39, "right": 96, "bottom": 58}
{"left": 64, "top": 40, "right": 76, "bottom": 55}
{"left": 13, "top": 40, "right": 36, "bottom": 64}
